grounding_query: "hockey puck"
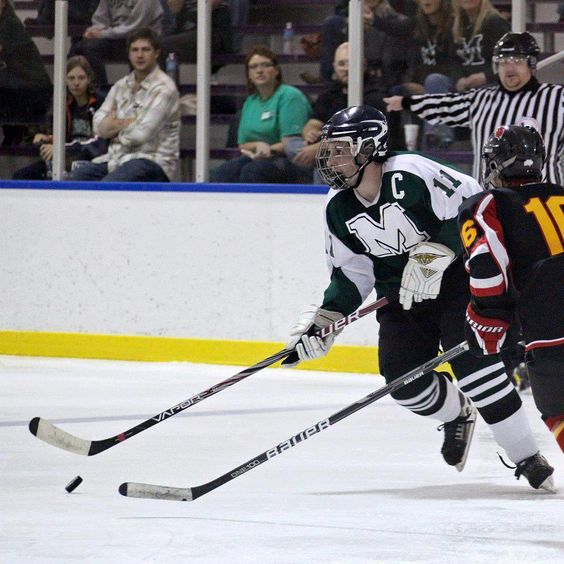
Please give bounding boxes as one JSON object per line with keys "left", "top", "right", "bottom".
{"left": 65, "top": 475, "right": 83, "bottom": 493}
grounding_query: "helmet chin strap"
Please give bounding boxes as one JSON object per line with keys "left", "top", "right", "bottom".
{"left": 484, "top": 155, "right": 517, "bottom": 187}
{"left": 348, "top": 155, "right": 373, "bottom": 189}
{"left": 332, "top": 157, "right": 370, "bottom": 190}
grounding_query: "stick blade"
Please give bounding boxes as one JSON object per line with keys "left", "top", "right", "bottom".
{"left": 28, "top": 417, "right": 92, "bottom": 456}
{"left": 119, "top": 482, "right": 194, "bottom": 501}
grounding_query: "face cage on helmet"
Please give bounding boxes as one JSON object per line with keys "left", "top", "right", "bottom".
{"left": 316, "top": 137, "right": 373, "bottom": 190}
{"left": 481, "top": 152, "right": 517, "bottom": 188}
{"left": 492, "top": 54, "right": 537, "bottom": 74}
{"left": 482, "top": 151, "right": 544, "bottom": 188}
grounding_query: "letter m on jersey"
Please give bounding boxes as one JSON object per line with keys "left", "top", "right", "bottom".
{"left": 346, "top": 203, "right": 428, "bottom": 257}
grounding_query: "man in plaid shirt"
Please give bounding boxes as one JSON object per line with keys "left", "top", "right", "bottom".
{"left": 72, "top": 27, "right": 180, "bottom": 183}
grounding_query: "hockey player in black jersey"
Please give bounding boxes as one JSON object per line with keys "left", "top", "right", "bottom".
{"left": 459, "top": 124, "right": 563, "bottom": 464}
{"left": 283, "top": 106, "right": 554, "bottom": 490}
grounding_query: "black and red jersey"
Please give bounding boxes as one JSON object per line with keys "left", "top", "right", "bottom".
{"left": 458, "top": 182, "right": 564, "bottom": 351}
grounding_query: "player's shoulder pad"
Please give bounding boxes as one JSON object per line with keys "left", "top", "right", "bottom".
{"left": 325, "top": 186, "right": 343, "bottom": 205}
{"left": 324, "top": 187, "right": 354, "bottom": 219}
{"left": 458, "top": 190, "right": 488, "bottom": 218}
{"left": 384, "top": 151, "right": 471, "bottom": 181}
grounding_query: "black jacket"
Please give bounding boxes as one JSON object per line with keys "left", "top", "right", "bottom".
{"left": 0, "top": 3, "right": 52, "bottom": 91}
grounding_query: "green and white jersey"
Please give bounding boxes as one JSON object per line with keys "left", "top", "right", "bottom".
{"left": 321, "top": 152, "right": 483, "bottom": 315}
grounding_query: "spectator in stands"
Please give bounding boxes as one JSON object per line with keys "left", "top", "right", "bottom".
{"left": 24, "top": 0, "right": 98, "bottom": 26}
{"left": 384, "top": 31, "right": 564, "bottom": 185}
{"left": 13, "top": 56, "right": 106, "bottom": 180}
{"left": 293, "top": 41, "right": 403, "bottom": 179}
{"left": 29, "top": 1, "right": 173, "bottom": 44}
{"left": 211, "top": 45, "right": 312, "bottom": 184}
{"left": 397, "top": 0, "right": 456, "bottom": 96}
{"left": 0, "top": 0, "right": 52, "bottom": 146}
{"left": 71, "top": 28, "right": 180, "bottom": 182}
{"left": 451, "top": 0, "right": 510, "bottom": 92}
{"left": 69, "top": 0, "right": 163, "bottom": 85}
{"left": 386, "top": 0, "right": 510, "bottom": 149}
{"left": 303, "top": 0, "right": 416, "bottom": 86}
{"left": 390, "top": 0, "right": 458, "bottom": 148}
{"left": 159, "top": 0, "right": 234, "bottom": 67}
{"left": 363, "top": 0, "right": 418, "bottom": 89}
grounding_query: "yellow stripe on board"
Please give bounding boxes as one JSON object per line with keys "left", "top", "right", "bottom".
{"left": 0, "top": 331, "right": 381, "bottom": 374}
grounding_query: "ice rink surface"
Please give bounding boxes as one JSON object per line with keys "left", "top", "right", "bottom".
{"left": 1, "top": 355, "right": 563, "bottom": 563}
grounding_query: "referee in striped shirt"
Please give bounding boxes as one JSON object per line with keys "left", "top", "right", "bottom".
{"left": 385, "top": 32, "right": 564, "bottom": 184}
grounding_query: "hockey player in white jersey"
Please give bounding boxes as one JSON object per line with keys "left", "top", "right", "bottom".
{"left": 283, "top": 106, "right": 554, "bottom": 490}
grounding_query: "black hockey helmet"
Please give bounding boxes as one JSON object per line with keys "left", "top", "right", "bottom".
{"left": 482, "top": 124, "right": 545, "bottom": 188}
{"left": 316, "top": 106, "right": 388, "bottom": 190}
{"left": 493, "top": 32, "right": 540, "bottom": 72}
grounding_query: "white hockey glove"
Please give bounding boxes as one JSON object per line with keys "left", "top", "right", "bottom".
{"left": 282, "top": 305, "right": 343, "bottom": 368}
{"left": 399, "top": 242, "right": 456, "bottom": 310}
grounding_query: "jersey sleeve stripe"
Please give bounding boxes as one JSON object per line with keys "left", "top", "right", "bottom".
{"left": 525, "top": 337, "right": 564, "bottom": 352}
{"left": 469, "top": 272, "right": 506, "bottom": 296}
{"left": 474, "top": 194, "right": 510, "bottom": 290}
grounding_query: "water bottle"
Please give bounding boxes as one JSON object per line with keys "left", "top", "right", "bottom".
{"left": 165, "top": 52, "right": 179, "bottom": 85}
{"left": 282, "top": 22, "right": 295, "bottom": 55}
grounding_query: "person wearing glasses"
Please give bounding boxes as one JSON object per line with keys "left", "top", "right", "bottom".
{"left": 385, "top": 32, "right": 564, "bottom": 392}
{"left": 212, "top": 45, "right": 312, "bottom": 184}
{"left": 385, "top": 32, "right": 564, "bottom": 185}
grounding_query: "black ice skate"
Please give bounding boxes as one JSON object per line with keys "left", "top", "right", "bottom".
{"left": 438, "top": 395, "right": 477, "bottom": 471}
{"left": 514, "top": 453, "right": 556, "bottom": 492}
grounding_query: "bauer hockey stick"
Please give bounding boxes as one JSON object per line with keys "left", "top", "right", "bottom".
{"left": 119, "top": 340, "right": 469, "bottom": 502}
{"left": 29, "top": 296, "right": 389, "bottom": 456}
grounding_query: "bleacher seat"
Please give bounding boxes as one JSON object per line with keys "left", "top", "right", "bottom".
{"left": 3, "top": 0, "right": 562, "bottom": 181}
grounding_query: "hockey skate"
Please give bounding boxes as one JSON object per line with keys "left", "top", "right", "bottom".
{"left": 514, "top": 453, "right": 556, "bottom": 492}
{"left": 438, "top": 395, "right": 477, "bottom": 471}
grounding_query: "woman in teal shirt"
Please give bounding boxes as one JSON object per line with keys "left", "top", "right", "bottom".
{"left": 213, "top": 45, "right": 312, "bottom": 183}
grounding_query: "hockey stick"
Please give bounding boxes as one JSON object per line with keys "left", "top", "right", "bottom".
{"left": 119, "top": 340, "right": 469, "bottom": 502}
{"left": 29, "top": 296, "right": 389, "bottom": 456}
